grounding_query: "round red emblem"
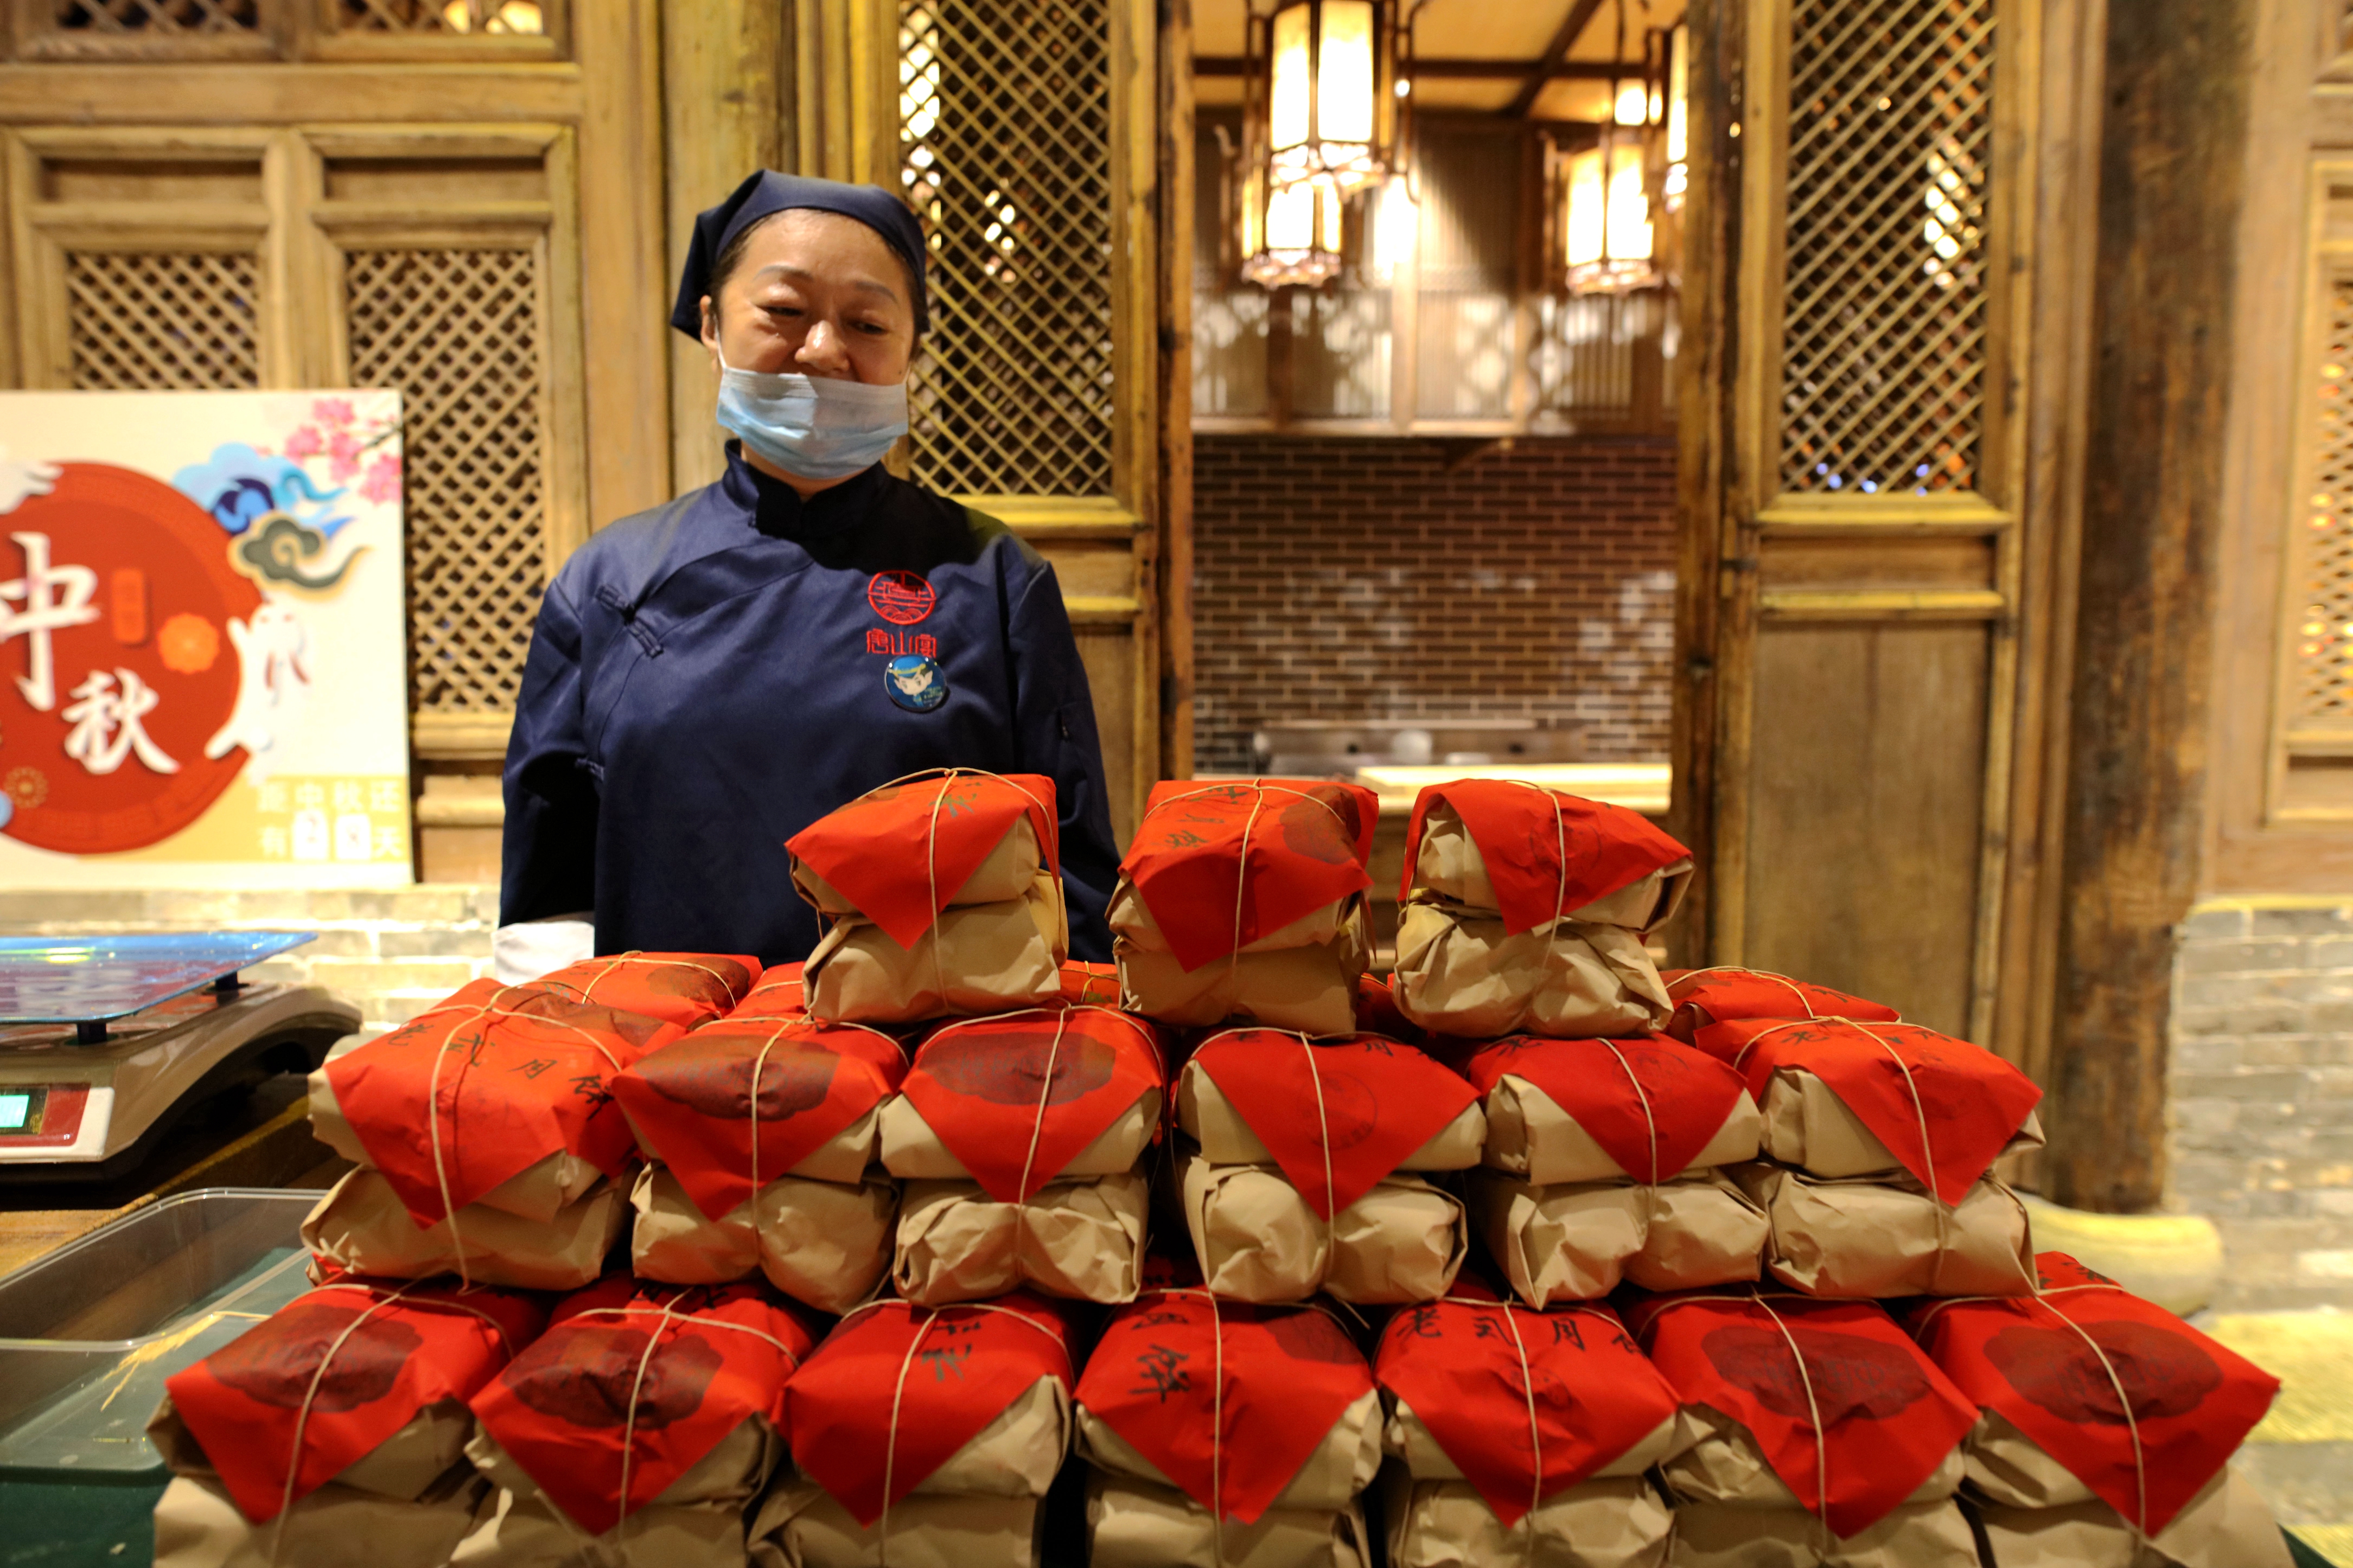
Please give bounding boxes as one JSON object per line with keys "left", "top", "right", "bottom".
{"left": 866, "top": 570, "right": 936, "bottom": 625}
{"left": 0, "top": 463, "right": 256, "bottom": 854}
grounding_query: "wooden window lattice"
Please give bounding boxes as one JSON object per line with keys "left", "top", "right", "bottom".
{"left": 50, "top": 0, "right": 258, "bottom": 30}
{"left": 897, "top": 0, "right": 1115, "bottom": 496}
{"left": 330, "top": 0, "right": 547, "bottom": 31}
{"left": 2293, "top": 270, "right": 2353, "bottom": 730}
{"left": 65, "top": 252, "right": 260, "bottom": 388}
{"left": 344, "top": 247, "right": 546, "bottom": 715}
{"left": 1777, "top": 0, "right": 1995, "bottom": 495}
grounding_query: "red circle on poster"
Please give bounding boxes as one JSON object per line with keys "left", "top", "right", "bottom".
{"left": 0, "top": 463, "right": 257, "bottom": 854}
{"left": 866, "top": 570, "right": 936, "bottom": 625}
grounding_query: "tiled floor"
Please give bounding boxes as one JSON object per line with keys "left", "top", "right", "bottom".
{"left": 2203, "top": 1308, "right": 2353, "bottom": 1564}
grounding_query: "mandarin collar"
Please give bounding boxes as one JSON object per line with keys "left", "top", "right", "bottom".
{"left": 721, "top": 443, "right": 889, "bottom": 541}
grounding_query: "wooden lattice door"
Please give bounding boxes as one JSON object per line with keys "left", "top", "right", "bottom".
{"left": 798, "top": 0, "right": 1169, "bottom": 842}
{"left": 1675, "top": 0, "right": 2062, "bottom": 1054}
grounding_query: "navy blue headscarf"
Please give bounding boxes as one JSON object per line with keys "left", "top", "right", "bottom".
{"left": 670, "top": 171, "right": 929, "bottom": 339}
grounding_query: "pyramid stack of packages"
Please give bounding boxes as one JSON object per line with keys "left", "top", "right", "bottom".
{"left": 1112, "top": 779, "right": 1379, "bottom": 1034}
{"left": 880, "top": 1003, "right": 1164, "bottom": 1304}
{"left": 1906, "top": 1252, "right": 2292, "bottom": 1568}
{"left": 788, "top": 772, "right": 1067, "bottom": 1023}
{"left": 1074, "top": 1283, "right": 1381, "bottom": 1568}
{"left": 1392, "top": 782, "right": 1693, "bottom": 1039}
{"left": 1458, "top": 1033, "right": 1768, "bottom": 1305}
{"left": 149, "top": 1277, "right": 546, "bottom": 1568}
{"left": 301, "top": 968, "right": 736, "bottom": 1289}
{"left": 751, "top": 1295, "right": 1075, "bottom": 1568}
{"left": 1375, "top": 1286, "right": 1685, "bottom": 1568}
{"left": 611, "top": 1010, "right": 905, "bottom": 1314}
{"left": 1681, "top": 1005, "right": 2045, "bottom": 1297}
{"left": 1629, "top": 1288, "right": 1986, "bottom": 1567}
{"left": 454, "top": 1275, "right": 821, "bottom": 1567}
{"left": 1172, "top": 1028, "right": 1482, "bottom": 1303}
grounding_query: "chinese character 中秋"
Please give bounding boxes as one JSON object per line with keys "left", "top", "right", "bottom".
{"left": 62, "top": 669, "right": 178, "bottom": 776}
{"left": 0, "top": 532, "right": 98, "bottom": 713}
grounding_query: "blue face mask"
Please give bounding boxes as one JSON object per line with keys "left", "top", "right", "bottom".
{"left": 715, "top": 351, "right": 910, "bottom": 481}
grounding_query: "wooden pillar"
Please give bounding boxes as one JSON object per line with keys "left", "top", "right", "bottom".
{"left": 1158, "top": 0, "right": 1197, "bottom": 784}
{"left": 2044, "top": 0, "right": 2252, "bottom": 1212}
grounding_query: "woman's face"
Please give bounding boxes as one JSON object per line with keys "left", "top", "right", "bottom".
{"left": 700, "top": 209, "right": 916, "bottom": 385}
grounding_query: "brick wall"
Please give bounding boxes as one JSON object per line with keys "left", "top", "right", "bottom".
{"left": 2172, "top": 899, "right": 2353, "bottom": 1310}
{"left": 1191, "top": 433, "right": 1680, "bottom": 772}
{"left": 0, "top": 887, "right": 495, "bottom": 1035}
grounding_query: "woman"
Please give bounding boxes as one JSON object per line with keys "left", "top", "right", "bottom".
{"left": 498, "top": 171, "right": 1122, "bottom": 970}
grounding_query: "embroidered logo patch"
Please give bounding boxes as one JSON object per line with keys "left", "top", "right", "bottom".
{"left": 884, "top": 654, "right": 948, "bottom": 713}
{"left": 867, "top": 571, "right": 936, "bottom": 625}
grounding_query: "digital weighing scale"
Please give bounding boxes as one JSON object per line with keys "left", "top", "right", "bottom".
{"left": 0, "top": 933, "right": 358, "bottom": 1183}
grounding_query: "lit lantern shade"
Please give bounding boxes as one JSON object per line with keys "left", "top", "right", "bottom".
{"left": 1663, "top": 21, "right": 1690, "bottom": 213}
{"left": 1253, "top": 0, "right": 1400, "bottom": 195}
{"left": 1241, "top": 168, "right": 1346, "bottom": 289}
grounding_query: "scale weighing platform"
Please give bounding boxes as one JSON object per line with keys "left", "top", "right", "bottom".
{"left": 0, "top": 932, "right": 358, "bottom": 1183}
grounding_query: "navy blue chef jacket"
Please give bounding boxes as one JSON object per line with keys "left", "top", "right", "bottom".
{"left": 500, "top": 445, "right": 1121, "bottom": 963}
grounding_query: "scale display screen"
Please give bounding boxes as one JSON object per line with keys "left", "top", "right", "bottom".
{"left": 0, "top": 933, "right": 316, "bottom": 1026}
{"left": 0, "top": 1091, "right": 33, "bottom": 1130}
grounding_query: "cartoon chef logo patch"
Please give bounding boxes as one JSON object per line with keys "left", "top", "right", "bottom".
{"left": 885, "top": 653, "right": 948, "bottom": 713}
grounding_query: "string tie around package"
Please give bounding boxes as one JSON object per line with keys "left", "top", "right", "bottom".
{"left": 869, "top": 767, "right": 1056, "bottom": 1001}
{"left": 1595, "top": 1037, "right": 1662, "bottom": 1186}
{"left": 419, "top": 990, "right": 627, "bottom": 1288}
{"left": 745, "top": 1016, "right": 906, "bottom": 1198}
{"left": 264, "top": 1283, "right": 521, "bottom": 1566}
{"left": 1144, "top": 780, "right": 1356, "bottom": 983}
{"left": 1911, "top": 1277, "right": 2153, "bottom": 1539}
{"left": 1746, "top": 1287, "right": 1833, "bottom": 1552}
{"left": 564, "top": 951, "right": 750, "bottom": 1011}
{"left": 1670, "top": 966, "right": 1825, "bottom": 1019}
{"left": 838, "top": 1297, "right": 1070, "bottom": 1568}
{"left": 1736, "top": 1015, "right": 1957, "bottom": 1292}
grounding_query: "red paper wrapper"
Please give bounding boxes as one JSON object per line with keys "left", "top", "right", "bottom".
{"left": 1904, "top": 1252, "right": 2280, "bottom": 1535}
{"left": 786, "top": 1293, "right": 1076, "bottom": 1527}
{"left": 164, "top": 1277, "right": 547, "bottom": 1523}
{"left": 900, "top": 1005, "right": 1164, "bottom": 1201}
{"left": 1402, "top": 780, "right": 1691, "bottom": 936}
{"left": 728, "top": 963, "right": 808, "bottom": 1023}
{"left": 1188, "top": 1029, "right": 1480, "bottom": 1218}
{"left": 1376, "top": 1283, "right": 1682, "bottom": 1526}
{"left": 323, "top": 978, "right": 685, "bottom": 1226}
{"left": 1060, "top": 961, "right": 1123, "bottom": 1007}
{"left": 786, "top": 771, "right": 1060, "bottom": 949}
{"left": 1352, "top": 972, "right": 1425, "bottom": 1045}
{"left": 1079, "top": 1288, "right": 1374, "bottom": 1525}
{"left": 1688, "top": 1017, "right": 2040, "bottom": 1204}
{"left": 610, "top": 1016, "right": 909, "bottom": 1221}
{"left": 1458, "top": 1035, "right": 1750, "bottom": 1184}
{"left": 521, "top": 952, "right": 763, "bottom": 1032}
{"left": 1121, "top": 779, "right": 1379, "bottom": 972}
{"left": 1627, "top": 1288, "right": 1978, "bottom": 1538}
{"left": 1662, "top": 968, "right": 1900, "bottom": 1042}
{"left": 469, "top": 1275, "right": 821, "bottom": 1535}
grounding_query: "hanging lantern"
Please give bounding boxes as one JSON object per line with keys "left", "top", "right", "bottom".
{"left": 1240, "top": 166, "right": 1346, "bottom": 289}
{"left": 1550, "top": 2, "right": 1666, "bottom": 295}
{"left": 1247, "top": 0, "right": 1404, "bottom": 195}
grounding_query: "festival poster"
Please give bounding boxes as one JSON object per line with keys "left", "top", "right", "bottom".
{"left": 0, "top": 391, "right": 413, "bottom": 888}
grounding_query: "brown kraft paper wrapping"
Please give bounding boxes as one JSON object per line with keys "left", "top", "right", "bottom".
{"left": 1472, "top": 1171, "right": 1768, "bottom": 1305}
{"left": 152, "top": 1467, "right": 488, "bottom": 1568}
{"left": 309, "top": 1073, "right": 607, "bottom": 1224}
{"left": 300, "top": 1167, "right": 627, "bottom": 1291}
{"left": 1177, "top": 1151, "right": 1467, "bottom": 1304}
{"left": 1087, "top": 1475, "right": 1373, "bottom": 1568}
{"left": 450, "top": 1426, "right": 773, "bottom": 1568}
{"left": 1076, "top": 1390, "right": 1386, "bottom": 1514}
{"left": 1733, "top": 1163, "right": 2035, "bottom": 1298}
{"left": 794, "top": 814, "right": 1043, "bottom": 914}
{"left": 803, "top": 871, "right": 1066, "bottom": 1025}
{"left": 149, "top": 1392, "right": 480, "bottom": 1512}
{"left": 1116, "top": 904, "right": 1371, "bottom": 1035}
{"left": 1668, "top": 1500, "right": 1980, "bottom": 1568}
{"left": 892, "top": 1171, "right": 1148, "bottom": 1304}
{"left": 1382, "top": 1471, "right": 1674, "bottom": 1568}
{"left": 1384, "top": 1405, "right": 1684, "bottom": 1484}
{"left": 1968, "top": 1469, "right": 2292, "bottom": 1568}
{"left": 879, "top": 1089, "right": 1157, "bottom": 1179}
{"left": 752, "top": 1481, "right": 1042, "bottom": 1568}
{"left": 1757, "top": 1070, "right": 2045, "bottom": 1181}
{"left": 1177, "top": 1060, "right": 1484, "bottom": 1170}
{"left": 1392, "top": 903, "right": 1672, "bottom": 1039}
{"left": 1662, "top": 1404, "right": 1965, "bottom": 1509}
{"left": 1475, "top": 1061, "right": 1761, "bottom": 1186}
{"left": 627, "top": 1163, "right": 895, "bottom": 1315}
{"left": 1402, "top": 790, "right": 1692, "bottom": 927}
